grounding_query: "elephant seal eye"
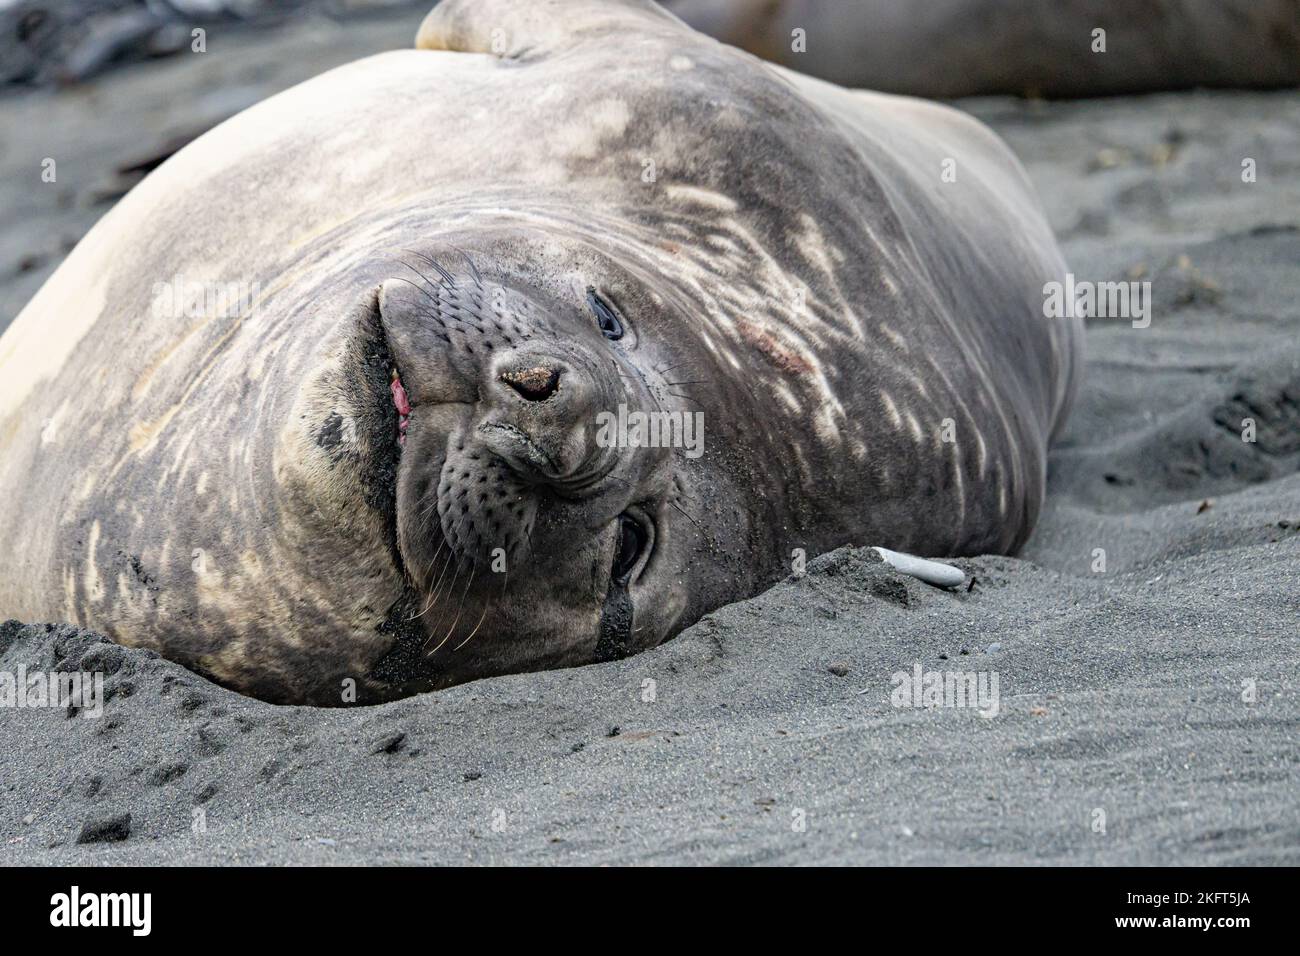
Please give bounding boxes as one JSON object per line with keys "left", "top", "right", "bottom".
{"left": 587, "top": 288, "right": 623, "bottom": 340}
{"left": 612, "top": 514, "right": 646, "bottom": 583}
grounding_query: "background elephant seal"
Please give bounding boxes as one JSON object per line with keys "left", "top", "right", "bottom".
{"left": 664, "top": 0, "right": 1300, "bottom": 98}
{"left": 0, "top": 0, "right": 1082, "bottom": 705}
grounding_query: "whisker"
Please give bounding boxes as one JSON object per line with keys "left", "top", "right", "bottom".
{"left": 669, "top": 497, "right": 705, "bottom": 534}
{"left": 400, "top": 248, "right": 456, "bottom": 287}
{"left": 423, "top": 546, "right": 458, "bottom": 613}
{"left": 455, "top": 247, "right": 483, "bottom": 287}
{"left": 453, "top": 570, "right": 503, "bottom": 652}
{"left": 427, "top": 564, "right": 476, "bottom": 656}
{"left": 411, "top": 543, "right": 458, "bottom": 624}
{"left": 452, "top": 598, "right": 491, "bottom": 652}
{"left": 389, "top": 273, "right": 443, "bottom": 310}
{"left": 426, "top": 501, "right": 480, "bottom": 608}
{"left": 408, "top": 585, "right": 440, "bottom": 622}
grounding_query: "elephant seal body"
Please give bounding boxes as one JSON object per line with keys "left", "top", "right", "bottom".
{"left": 0, "top": 0, "right": 1081, "bottom": 704}
{"left": 665, "top": 0, "right": 1300, "bottom": 98}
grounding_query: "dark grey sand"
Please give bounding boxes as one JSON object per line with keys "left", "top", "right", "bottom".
{"left": 1, "top": 17, "right": 1297, "bottom": 865}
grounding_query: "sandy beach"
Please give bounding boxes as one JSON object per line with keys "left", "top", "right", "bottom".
{"left": 1, "top": 8, "right": 1297, "bottom": 865}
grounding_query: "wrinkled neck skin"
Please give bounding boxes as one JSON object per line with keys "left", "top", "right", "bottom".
{"left": 285, "top": 203, "right": 782, "bottom": 699}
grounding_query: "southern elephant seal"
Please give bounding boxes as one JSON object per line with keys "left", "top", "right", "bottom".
{"left": 0, "top": 0, "right": 1082, "bottom": 704}
{"left": 663, "top": 0, "right": 1300, "bottom": 98}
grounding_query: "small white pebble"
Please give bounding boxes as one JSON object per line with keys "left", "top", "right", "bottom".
{"left": 872, "top": 547, "right": 965, "bottom": 588}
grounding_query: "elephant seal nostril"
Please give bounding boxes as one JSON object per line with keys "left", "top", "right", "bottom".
{"left": 501, "top": 364, "right": 560, "bottom": 401}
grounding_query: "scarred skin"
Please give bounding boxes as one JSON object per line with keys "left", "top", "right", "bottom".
{"left": 0, "top": 0, "right": 1081, "bottom": 704}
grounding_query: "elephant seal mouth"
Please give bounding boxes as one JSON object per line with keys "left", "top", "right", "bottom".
{"left": 389, "top": 368, "right": 412, "bottom": 444}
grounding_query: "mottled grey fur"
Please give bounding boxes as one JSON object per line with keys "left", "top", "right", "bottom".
{"left": 0, "top": 0, "right": 1081, "bottom": 703}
